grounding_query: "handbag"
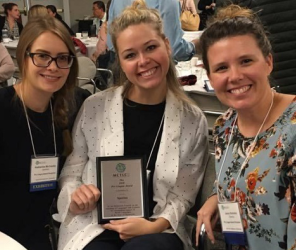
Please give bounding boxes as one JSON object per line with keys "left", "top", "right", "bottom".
{"left": 180, "top": 0, "right": 200, "bottom": 31}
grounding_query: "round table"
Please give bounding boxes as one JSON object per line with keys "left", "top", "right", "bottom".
{"left": 0, "top": 232, "right": 27, "bottom": 250}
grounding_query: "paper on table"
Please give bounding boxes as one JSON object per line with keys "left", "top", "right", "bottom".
{"left": 182, "top": 31, "right": 203, "bottom": 42}
{"left": 204, "top": 80, "right": 214, "bottom": 92}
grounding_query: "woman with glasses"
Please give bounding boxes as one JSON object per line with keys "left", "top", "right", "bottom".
{"left": 0, "top": 3, "right": 23, "bottom": 40}
{"left": 0, "top": 16, "right": 84, "bottom": 250}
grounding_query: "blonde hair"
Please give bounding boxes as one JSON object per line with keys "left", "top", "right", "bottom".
{"left": 200, "top": 4, "right": 272, "bottom": 73}
{"left": 28, "top": 5, "right": 48, "bottom": 20}
{"left": 16, "top": 16, "right": 78, "bottom": 155}
{"left": 109, "top": 0, "right": 197, "bottom": 111}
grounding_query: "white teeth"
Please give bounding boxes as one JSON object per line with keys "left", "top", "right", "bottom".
{"left": 141, "top": 68, "right": 156, "bottom": 77}
{"left": 43, "top": 75, "right": 58, "bottom": 79}
{"left": 230, "top": 85, "right": 250, "bottom": 94}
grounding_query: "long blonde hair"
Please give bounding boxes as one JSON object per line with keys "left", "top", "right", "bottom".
{"left": 28, "top": 5, "right": 48, "bottom": 20}
{"left": 109, "top": 0, "right": 197, "bottom": 111}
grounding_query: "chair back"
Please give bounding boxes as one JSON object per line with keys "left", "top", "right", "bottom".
{"left": 188, "top": 153, "right": 216, "bottom": 217}
{"left": 77, "top": 56, "right": 98, "bottom": 94}
{"left": 188, "top": 90, "right": 228, "bottom": 153}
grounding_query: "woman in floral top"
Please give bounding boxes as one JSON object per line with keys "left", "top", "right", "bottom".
{"left": 195, "top": 4, "right": 296, "bottom": 250}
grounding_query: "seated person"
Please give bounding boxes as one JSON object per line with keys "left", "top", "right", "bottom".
{"left": 47, "top": 5, "right": 75, "bottom": 36}
{"left": 0, "top": 16, "right": 88, "bottom": 250}
{"left": 57, "top": 1, "right": 208, "bottom": 250}
{"left": 92, "top": 1, "right": 107, "bottom": 36}
{"left": 196, "top": 4, "right": 296, "bottom": 250}
{"left": 0, "top": 43, "right": 14, "bottom": 87}
{"left": 0, "top": 3, "right": 23, "bottom": 39}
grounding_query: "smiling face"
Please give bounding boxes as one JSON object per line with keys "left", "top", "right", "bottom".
{"left": 116, "top": 23, "right": 171, "bottom": 102}
{"left": 24, "top": 31, "right": 70, "bottom": 98}
{"left": 207, "top": 35, "right": 273, "bottom": 112}
{"left": 8, "top": 5, "right": 20, "bottom": 19}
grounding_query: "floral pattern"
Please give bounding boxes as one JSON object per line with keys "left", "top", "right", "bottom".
{"left": 213, "top": 100, "right": 296, "bottom": 250}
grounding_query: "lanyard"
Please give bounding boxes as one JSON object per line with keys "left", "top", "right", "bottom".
{"left": 217, "top": 90, "right": 274, "bottom": 203}
{"left": 20, "top": 88, "right": 57, "bottom": 158}
{"left": 145, "top": 112, "right": 165, "bottom": 170}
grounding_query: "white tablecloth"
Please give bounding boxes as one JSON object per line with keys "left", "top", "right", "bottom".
{"left": 0, "top": 232, "right": 27, "bottom": 250}
{"left": 76, "top": 37, "right": 98, "bottom": 58}
{"left": 176, "top": 56, "right": 209, "bottom": 92}
{"left": 182, "top": 31, "right": 203, "bottom": 42}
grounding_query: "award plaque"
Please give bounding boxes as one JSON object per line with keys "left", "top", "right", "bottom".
{"left": 97, "top": 156, "right": 148, "bottom": 224}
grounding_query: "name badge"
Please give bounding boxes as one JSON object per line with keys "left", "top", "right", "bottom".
{"left": 218, "top": 202, "right": 248, "bottom": 246}
{"left": 30, "top": 156, "right": 59, "bottom": 192}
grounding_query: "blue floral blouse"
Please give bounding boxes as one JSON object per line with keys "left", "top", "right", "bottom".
{"left": 213, "top": 100, "right": 296, "bottom": 250}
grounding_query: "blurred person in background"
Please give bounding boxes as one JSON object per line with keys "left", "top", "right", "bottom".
{"left": 91, "top": 0, "right": 111, "bottom": 63}
{"left": 92, "top": 1, "right": 106, "bottom": 36}
{"left": 197, "top": 0, "right": 216, "bottom": 30}
{"left": 0, "top": 43, "right": 14, "bottom": 87}
{"left": 0, "top": 3, "right": 23, "bottom": 39}
{"left": 28, "top": 5, "right": 48, "bottom": 20}
{"left": 179, "top": 0, "right": 197, "bottom": 14}
{"left": 107, "top": 0, "right": 200, "bottom": 63}
{"left": 47, "top": 5, "right": 75, "bottom": 36}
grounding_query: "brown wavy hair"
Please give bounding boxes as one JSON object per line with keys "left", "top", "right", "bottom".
{"left": 16, "top": 16, "right": 78, "bottom": 155}
{"left": 199, "top": 4, "right": 272, "bottom": 74}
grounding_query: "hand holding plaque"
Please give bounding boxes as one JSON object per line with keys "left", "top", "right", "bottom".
{"left": 97, "top": 156, "right": 148, "bottom": 224}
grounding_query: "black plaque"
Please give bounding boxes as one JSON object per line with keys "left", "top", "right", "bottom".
{"left": 97, "top": 156, "right": 148, "bottom": 224}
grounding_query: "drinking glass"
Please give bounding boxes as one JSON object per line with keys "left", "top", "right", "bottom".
{"left": 82, "top": 31, "right": 89, "bottom": 39}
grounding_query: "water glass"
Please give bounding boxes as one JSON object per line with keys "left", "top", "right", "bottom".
{"left": 82, "top": 31, "right": 89, "bottom": 39}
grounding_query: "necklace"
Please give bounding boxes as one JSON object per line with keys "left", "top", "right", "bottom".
{"left": 19, "top": 87, "right": 57, "bottom": 158}
{"left": 217, "top": 90, "right": 275, "bottom": 203}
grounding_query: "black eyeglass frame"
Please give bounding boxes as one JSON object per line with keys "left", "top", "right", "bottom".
{"left": 26, "top": 51, "right": 76, "bottom": 69}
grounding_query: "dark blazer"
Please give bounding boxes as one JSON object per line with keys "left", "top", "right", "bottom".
{"left": 0, "top": 16, "right": 23, "bottom": 39}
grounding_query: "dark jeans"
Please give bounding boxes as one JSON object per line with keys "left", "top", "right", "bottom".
{"left": 83, "top": 233, "right": 183, "bottom": 250}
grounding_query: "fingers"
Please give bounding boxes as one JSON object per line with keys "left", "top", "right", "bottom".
{"left": 195, "top": 216, "right": 203, "bottom": 246}
{"left": 109, "top": 218, "right": 129, "bottom": 225}
{"left": 197, "top": 210, "right": 216, "bottom": 244}
{"left": 119, "top": 233, "right": 131, "bottom": 241}
{"left": 70, "top": 184, "right": 100, "bottom": 214}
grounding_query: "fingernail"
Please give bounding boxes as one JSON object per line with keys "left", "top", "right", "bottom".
{"left": 211, "top": 240, "right": 215, "bottom": 244}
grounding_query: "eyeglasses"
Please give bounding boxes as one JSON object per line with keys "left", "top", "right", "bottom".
{"left": 26, "top": 51, "right": 75, "bottom": 69}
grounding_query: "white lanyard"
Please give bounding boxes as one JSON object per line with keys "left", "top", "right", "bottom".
{"left": 20, "top": 88, "right": 57, "bottom": 158}
{"left": 217, "top": 90, "right": 274, "bottom": 203}
{"left": 145, "top": 112, "right": 165, "bottom": 170}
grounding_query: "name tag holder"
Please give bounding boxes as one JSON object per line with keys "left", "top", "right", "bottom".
{"left": 218, "top": 202, "right": 248, "bottom": 246}
{"left": 30, "top": 155, "right": 59, "bottom": 192}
